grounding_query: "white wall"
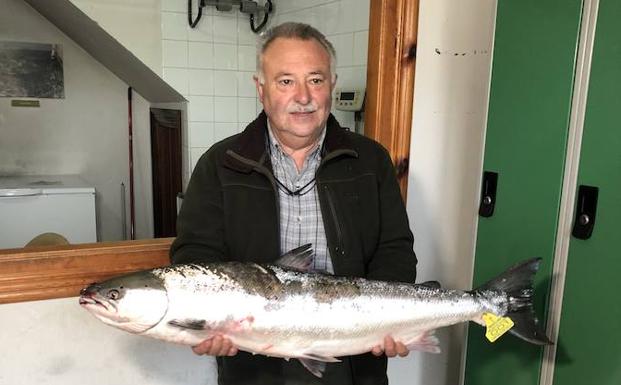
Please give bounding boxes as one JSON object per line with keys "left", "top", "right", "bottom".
{"left": 70, "top": 0, "right": 163, "bottom": 76}
{"left": 0, "top": 297, "right": 215, "bottom": 385}
{"left": 0, "top": 0, "right": 154, "bottom": 242}
{"left": 132, "top": 93, "right": 156, "bottom": 240}
{"left": 398, "top": 1, "right": 497, "bottom": 385}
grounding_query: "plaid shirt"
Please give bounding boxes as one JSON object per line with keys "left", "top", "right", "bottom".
{"left": 266, "top": 124, "right": 333, "bottom": 274}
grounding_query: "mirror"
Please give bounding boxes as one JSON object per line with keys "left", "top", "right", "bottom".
{"left": 0, "top": 0, "right": 372, "bottom": 250}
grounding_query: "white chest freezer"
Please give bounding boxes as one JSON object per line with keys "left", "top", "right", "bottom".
{"left": 0, "top": 175, "right": 97, "bottom": 249}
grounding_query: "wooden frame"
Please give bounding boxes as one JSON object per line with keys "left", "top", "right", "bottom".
{"left": 0, "top": 239, "right": 172, "bottom": 304}
{"left": 366, "top": 0, "right": 419, "bottom": 198}
{"left": 0, "top": 0, "right": 420, "bottom": 305}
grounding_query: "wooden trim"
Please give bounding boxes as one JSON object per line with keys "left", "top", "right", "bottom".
{"left": 0, "top": 2, "right": 419, "bottom": 305}
{"left": 0, "top": 238, "right": 172, "bottom": 304}
{"left": 365, "top": 0, "right": 419, "bottom": 199}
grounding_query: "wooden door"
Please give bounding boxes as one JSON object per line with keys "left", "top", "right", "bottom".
{"left": 150, "top": 108, "right": 182, "bottom": 238}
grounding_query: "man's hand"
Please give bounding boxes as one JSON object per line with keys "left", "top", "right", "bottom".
{"left": 371, "top": 336, "right": 410, "bottom": 357}
{"left": 192, "top": 335, "right": 238, "bottom": 356}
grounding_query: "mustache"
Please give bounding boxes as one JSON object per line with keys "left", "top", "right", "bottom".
{"left": 287, "top": 103, "right": 318, "bottom": 113}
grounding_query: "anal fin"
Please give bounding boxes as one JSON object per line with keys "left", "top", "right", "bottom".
{"left": 296, "top": 354, "right": 341, "bottom": 378}
{"left": 297, "top": 358, "right": 326, "bottom": 378}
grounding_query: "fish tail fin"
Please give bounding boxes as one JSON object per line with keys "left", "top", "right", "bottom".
{"left": 475, "top": 257, "right": 552, "bottom": 345}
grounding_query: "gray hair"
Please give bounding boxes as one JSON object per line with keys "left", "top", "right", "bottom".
{"left": 255, "top": 22, "right": 337, "bottom": 84}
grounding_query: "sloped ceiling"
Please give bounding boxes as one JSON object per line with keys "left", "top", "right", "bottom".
{"left": 23, "top": 0, "right": 185, "bottom": 103}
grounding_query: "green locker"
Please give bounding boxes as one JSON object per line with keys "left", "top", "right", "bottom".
{"left": 465, "top": 0, "right": 621, "bottom": 384}
{"left": 464, "top": 0, "right": 583, "bottom": 384}
{"left": 552, "top": 0, "right": 621, "bottom": 383}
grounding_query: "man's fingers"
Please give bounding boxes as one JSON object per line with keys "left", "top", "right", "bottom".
{"left": 191, "top": 336, "right": 238, "bottom": 357}
{"left": 218, "top": 337, "right": 233, "bottom": 356}
{"left": 395, "top": 341, "right": 410, "bottom": 357}
{"left": 371, "top": 345, "right": 383, "bottom": 356}
{"left": 383, "top": 336, "right": 397, "bottom": 357}
{"left": 209, "top": 335, "right": 224, "bottom": 355}
{"left": 192, "top": 338, "right": 213, "bottom": 355}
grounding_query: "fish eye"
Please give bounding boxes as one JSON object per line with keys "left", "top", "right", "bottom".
{"left": 107, "top": 289, "right": 120, "bottom": 300}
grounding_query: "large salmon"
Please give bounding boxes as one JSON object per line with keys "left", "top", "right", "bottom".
{"left": 79, "top": 245, "right": 551, "bottom": 377}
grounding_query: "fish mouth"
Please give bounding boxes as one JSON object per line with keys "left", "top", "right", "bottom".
{"left": 79, "top": 295, "right": 110, "bottom": 312}
{"left": 79, "top": 283, "right": 112, "bottom": 311}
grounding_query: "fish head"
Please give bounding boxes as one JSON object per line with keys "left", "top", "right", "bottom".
{"left": 79, "top": 271, "right": 168, "bottom": 334}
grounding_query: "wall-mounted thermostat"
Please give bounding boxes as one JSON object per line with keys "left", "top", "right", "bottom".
{"left": 334, "top": 88, "right": 365, "bottom": 111}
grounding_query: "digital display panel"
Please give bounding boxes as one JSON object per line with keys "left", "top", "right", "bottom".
{"left": 340, "top": 91, "right": 355, "bottom": 100}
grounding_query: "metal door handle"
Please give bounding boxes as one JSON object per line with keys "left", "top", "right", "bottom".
{"left": 479, "top": 171, "right": 498, "bottom": 217}
{"left": 572, "top": 185, "right": 599, "bottom": 240}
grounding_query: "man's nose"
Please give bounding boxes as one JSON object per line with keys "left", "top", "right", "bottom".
{"left": 294, "top": 82, "right": 311, "bottom": 104}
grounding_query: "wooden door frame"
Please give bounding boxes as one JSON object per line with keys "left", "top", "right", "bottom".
{"left": 0, "top": 0, "right": 420, "bottom": 304}
{"left": 366, "top": 0, "right": 419, "bottom": 199}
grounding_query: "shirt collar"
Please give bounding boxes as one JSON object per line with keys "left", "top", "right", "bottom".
{"left": 266, "top": 120, "right": 327, "bottom": 160}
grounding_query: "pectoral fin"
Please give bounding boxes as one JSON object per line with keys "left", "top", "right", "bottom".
{"left": 168, "top": 319, "right": 208, "bottom": 330}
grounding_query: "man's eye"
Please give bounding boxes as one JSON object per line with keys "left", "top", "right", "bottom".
{"left": 279, "top": 79, "right": 293, "bottom": 86}
{"left": 309, "top": 78, "right": 323, "bottom": 85}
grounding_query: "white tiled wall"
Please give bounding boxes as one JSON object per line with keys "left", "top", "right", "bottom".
{"left": 161, "top": 0, "right": 370, "bottom": 179}
{"left": 161, "top": 3, "right": 259, "bottom": 179}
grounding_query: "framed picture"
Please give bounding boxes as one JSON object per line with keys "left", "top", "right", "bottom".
{"left": 0, "top": 41, "right": 65, "bottom": 98}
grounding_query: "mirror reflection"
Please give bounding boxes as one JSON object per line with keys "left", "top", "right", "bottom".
{"left": 0, "top": 0, "right": 370, "bottom": 249}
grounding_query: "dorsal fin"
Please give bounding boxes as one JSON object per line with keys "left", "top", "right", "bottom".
{"left": 275, "top": 244, "right": 314, "bottom": 271}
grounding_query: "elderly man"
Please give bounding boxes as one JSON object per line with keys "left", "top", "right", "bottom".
{"left": 171, "top": 22, "right": 417, "bottom": 385}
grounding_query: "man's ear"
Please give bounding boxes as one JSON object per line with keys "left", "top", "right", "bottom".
{"left": 330, "top": 73, "right": 338, "bottom": 91}
{"left": 253, "top": 74, "right": 264, "bottom": 103}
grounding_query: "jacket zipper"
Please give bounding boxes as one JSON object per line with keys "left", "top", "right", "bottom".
{"left": 316, "top": 150, "right": 355, "bottom": 263}
{"left": 322, "top": 183, "right": 344, "bottom": 258}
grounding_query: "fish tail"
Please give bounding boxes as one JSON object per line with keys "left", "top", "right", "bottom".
{"left": 475, "top": 258, "right": 552, "bottom": 345}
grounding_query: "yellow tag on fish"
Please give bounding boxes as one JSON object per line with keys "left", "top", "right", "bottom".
{"left": 482, "top": 313, "right": 514, "bottom": 343}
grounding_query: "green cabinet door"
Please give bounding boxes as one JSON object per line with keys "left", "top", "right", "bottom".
{"left": 552, "top": 0, "right": 621, "bottom": 383}
{"left": 464, "top": 1, "right": 583, "bottom": 384}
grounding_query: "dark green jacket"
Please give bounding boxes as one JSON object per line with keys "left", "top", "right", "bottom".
{"left": 171, "top": 112, "right": 417, "bottom": 385}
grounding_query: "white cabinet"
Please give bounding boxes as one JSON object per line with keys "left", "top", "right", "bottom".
{"left": 0, "top": 175, "right": 97, "bottom": 248}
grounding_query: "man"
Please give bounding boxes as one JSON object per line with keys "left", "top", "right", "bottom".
{"left": 171, "top": 22, "right": 417, "bottom": 385}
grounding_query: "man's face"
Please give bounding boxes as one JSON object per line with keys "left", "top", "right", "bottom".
{"left": 255, "top": 37, "right": 335, "bottom": 146}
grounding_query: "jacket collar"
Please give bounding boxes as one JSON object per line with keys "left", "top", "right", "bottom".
{"left": 223, "top": 110, "right": 358, "bottom": 172}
